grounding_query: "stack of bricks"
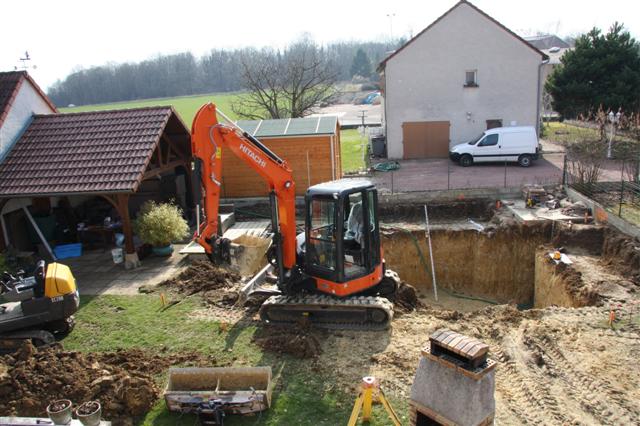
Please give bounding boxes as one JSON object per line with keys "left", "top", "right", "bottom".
{"left": 409, "top": 329, "right": 496, "bottom": 426}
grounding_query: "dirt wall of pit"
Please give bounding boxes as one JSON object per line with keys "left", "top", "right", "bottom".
{"left": 381, "top": 224, "right": 551, "bottom": 305}
{"left": 534, "top": 250, "right": 591, "bottom": 308}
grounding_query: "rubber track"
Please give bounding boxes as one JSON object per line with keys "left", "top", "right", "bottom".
{"left": 259, "top": 294, "right": 394, "bottom": 330}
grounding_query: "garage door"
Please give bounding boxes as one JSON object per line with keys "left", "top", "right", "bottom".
{"left": 402, "top": 121, "right": 450, "bottom": 159}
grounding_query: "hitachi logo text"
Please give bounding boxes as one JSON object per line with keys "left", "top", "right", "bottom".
{"left": 239, "top": 143, "right": 267, "bottom": 168}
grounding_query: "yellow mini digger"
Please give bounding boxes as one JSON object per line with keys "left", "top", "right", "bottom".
{"left": 0, "top": 260, "right": 79, "bottom": 352}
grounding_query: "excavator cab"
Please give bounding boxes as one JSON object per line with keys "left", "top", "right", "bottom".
{"left": 304, "top": 180, "right": 382, "bottom": 295}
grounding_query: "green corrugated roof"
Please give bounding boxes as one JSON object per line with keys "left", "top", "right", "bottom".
{"left": 236, "top": 116, "right": 338, "bottom": 137}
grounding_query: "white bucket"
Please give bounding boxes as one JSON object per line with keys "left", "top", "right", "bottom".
{"left": 111, "top": 248, "right": 124, "bottom": 264}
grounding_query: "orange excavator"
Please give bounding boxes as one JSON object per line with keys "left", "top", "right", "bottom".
{"left": 191, "top": 104, "right": 399, "bottom": 330}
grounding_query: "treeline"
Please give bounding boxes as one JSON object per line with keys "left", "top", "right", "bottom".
{"left": 48, "top": 40, "right": 400, "bottom": 107}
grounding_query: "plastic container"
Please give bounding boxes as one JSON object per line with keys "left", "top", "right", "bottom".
{"left": 111, "top": 248, "right": 124, "bottom": 264}
{"left": 54, "top": 243, "right": 82, "bottom": 260}
{"left": 152, "top": 245, "right": 174, "bottom": 257}
{"left": 370, "top": 135, "right": 386, "bottom": 157}
{"left": 47, "top": 399, "right": 73, "bottom": 425}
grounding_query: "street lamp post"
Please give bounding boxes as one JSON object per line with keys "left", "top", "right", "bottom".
{"left": 386, "top": 13, "right": 395, "bottom": 40}
{"left": 607, "top": 110, "right": 621, "bottom": 159}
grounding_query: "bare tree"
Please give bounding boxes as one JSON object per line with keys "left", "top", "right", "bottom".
{"left": 232, "top": 38, "right": 338, "bottom": 119}
{"left": 565, "top": 138, "right": 607, "bottom": 184}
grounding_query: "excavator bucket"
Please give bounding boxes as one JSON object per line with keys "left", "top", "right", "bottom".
{"left": 228, "top": 235, "right": 271, "bottom": 277}
{"left": 164, "top": 366, "right": 273, "bottom": 415}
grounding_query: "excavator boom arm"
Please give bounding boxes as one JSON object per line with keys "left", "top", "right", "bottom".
{"left": 191, "top": 103, "right": 297, "bottom": 269}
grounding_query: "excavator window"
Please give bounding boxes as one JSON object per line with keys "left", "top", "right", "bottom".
{"left": 344, "top": 192, "right": 367, "bottom": 278}
{"left": 308, "top": 197, "right": 336, "bottom": 271}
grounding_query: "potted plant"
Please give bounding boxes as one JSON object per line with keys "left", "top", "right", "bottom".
{"left": 46, "top": 399, "right": 72, "bottom": 424}
{"left": 76, "top": 401, "right": 101, "bottom": 426}
{"left": 134, "top": 201, "right": 189, "bottom": 256}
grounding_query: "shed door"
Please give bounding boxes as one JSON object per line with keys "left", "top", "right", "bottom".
{"left": 402, "top": 121, "right": 450, "bottom": 159}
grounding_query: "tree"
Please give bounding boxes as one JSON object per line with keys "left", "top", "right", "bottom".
{"left": 232, "top": 38, "right": 338, "bottom": 119}
{"left": 546, "top": 23, "right": 640, "bottom": 118}
{"left": 350, "top": 48, "right": 372, "bottom": 78}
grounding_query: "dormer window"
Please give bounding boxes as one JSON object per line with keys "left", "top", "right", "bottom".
{"left": 464, "top": 70, "right": 478, "bottom": 87}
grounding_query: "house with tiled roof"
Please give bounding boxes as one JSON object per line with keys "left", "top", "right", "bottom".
{"left": 0, "top": 72, "right": 193, "bottom": 268}
{"left": 0, "top": 71, "right": 57, "bottom": 160}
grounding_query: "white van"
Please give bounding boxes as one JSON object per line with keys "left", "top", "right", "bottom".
{"left": 449, "top": 126, "right": 540, "bottom": 167}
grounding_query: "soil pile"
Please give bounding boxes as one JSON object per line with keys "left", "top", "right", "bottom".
{"left": 157, "top": 261, "right": 243, "bottom": 308}
{"left": 0, "top": 344, "right": 220, "bottom": 425}
{"left": 160, "top": 261, "right": 240, "bottom": 296}
{"left": 253, "top": 326, "right": 323, "bottom": 359}
{"left": 393, "top": 281, "right": 422, "bottom": 312}
{"left": 0, "top": 342, "right": 157, "bottom": 423}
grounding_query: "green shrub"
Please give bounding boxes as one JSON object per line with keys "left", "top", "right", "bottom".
{"left": 0, "top": 253, "right": 7, "bottom": 272}
{"left": 134, "top": 201, "right": 189, "bottom": 247}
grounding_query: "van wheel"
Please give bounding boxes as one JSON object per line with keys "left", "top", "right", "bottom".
{"left": 518, "top": 155, "right": 532, "bottom": 167}
{"left": 460, "top": 155, "right": 473, "bottom": 167}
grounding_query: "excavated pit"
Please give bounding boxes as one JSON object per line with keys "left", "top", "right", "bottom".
{"left": 381, "top": 218, "right": 638, "bottom": 311}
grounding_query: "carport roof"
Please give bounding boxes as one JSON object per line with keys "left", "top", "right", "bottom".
{"left": 0, "top": 106, "right": 190, "bottom": 197}
{"left": 236, "top": 116, "right": 338, "bottom": 138}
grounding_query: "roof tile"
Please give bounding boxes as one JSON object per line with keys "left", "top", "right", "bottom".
{"left": 0, "top": 107, "right": 188, "bottom": 196}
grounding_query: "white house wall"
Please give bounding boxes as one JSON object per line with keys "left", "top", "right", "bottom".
{"left": 384, "top": 3, "right": 542, "bottom": 159}
{"left": 0, "top": 80, "right": 55, "bottom": 160}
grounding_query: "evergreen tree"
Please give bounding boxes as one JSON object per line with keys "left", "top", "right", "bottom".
{"left": 546, "top": 23, "right": 640, "bottom": 118}
{"left": 350, "top": 48, "right": 372, "bottom": 79}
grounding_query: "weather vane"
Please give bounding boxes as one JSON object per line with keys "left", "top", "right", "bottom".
{"left": 15, "top": 51, "right": 37, "bottom": 71}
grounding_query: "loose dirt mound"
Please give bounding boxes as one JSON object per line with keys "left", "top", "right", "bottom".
{"left": 160, "top": 261, "right": 241, "bottom": 296}
{"left": 156, "top": 261, "right": 244, "bottom": 308}
{"left": 0, "top": 343, "right": 219, "bottom": 425}
{"left": 0, "top": 342, "right": 157, "bottom": 424}
{"left": 393, "top": 281, "right": 422, "bottom": 313}
{"left": 252, "top": 326, "right": 323, "bottom": 359}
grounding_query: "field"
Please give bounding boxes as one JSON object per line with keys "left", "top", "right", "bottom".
{"left": 60, "top": 92, "right": 242, "bottom": 124}
{"left": 62, "top": 94, "right": 367, "bottom": 173}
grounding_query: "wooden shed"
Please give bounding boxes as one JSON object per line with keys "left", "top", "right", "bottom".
{"left": 220, "top": 116, "right": 341, "bottom": 198}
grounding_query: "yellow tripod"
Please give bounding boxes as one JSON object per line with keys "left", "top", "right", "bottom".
{"left": 347, "top": 376, "right": 401, "bottom": 426}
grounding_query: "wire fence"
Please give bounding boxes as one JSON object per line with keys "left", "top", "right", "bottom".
{"left": 563, "top": 156, "right": 640, "bottom": 226}
{"left": 371, "top": 153, "right": 565, "bottom": 194}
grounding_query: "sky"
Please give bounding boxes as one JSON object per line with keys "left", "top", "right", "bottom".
{"left": 1, "top": 0, "right": 639, "bottom": 91}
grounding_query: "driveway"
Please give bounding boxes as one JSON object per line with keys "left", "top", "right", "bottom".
{"left": 370, "top": 153, "right": 565, "bottom": 193}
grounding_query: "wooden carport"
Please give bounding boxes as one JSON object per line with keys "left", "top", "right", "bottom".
{"left": 0, "top": 106, "right": 192, "bottom": 268}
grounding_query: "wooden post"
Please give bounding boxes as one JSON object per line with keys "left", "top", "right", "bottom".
{"left": 0, "top": 199, "right": 7, "bottom": 251}
{"left": 183, "top": 162, "right": 195, "bottom": 209}
{"left": 116, "top": 194, "right": 135, "bottom": 254}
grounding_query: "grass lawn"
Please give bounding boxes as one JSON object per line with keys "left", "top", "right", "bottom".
{"left": 544, "top": 121, "right": 636, "bottom": 146}
{"left": 64, "top": 295, "right": 404, "bottom": 425}
{"left": 60, "top": 92, "right": 243, "bottom": 124}
{"left": 341, "top": 128, "right": 368, "bottom": 173}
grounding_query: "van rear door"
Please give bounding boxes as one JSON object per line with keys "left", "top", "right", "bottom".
{"left": 472, "top": 133, "right": 501, "bottom": 162}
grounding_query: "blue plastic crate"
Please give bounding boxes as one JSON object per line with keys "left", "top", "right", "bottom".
{"left": 54, "top": 243, "right": 82, "bottom": 259}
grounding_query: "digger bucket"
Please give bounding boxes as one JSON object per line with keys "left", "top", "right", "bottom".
{"left": 228, "top": 235, "right": 271, "bottom": 277}
{"left": 164, "top": 367, "right": 273, "bottom": 415}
